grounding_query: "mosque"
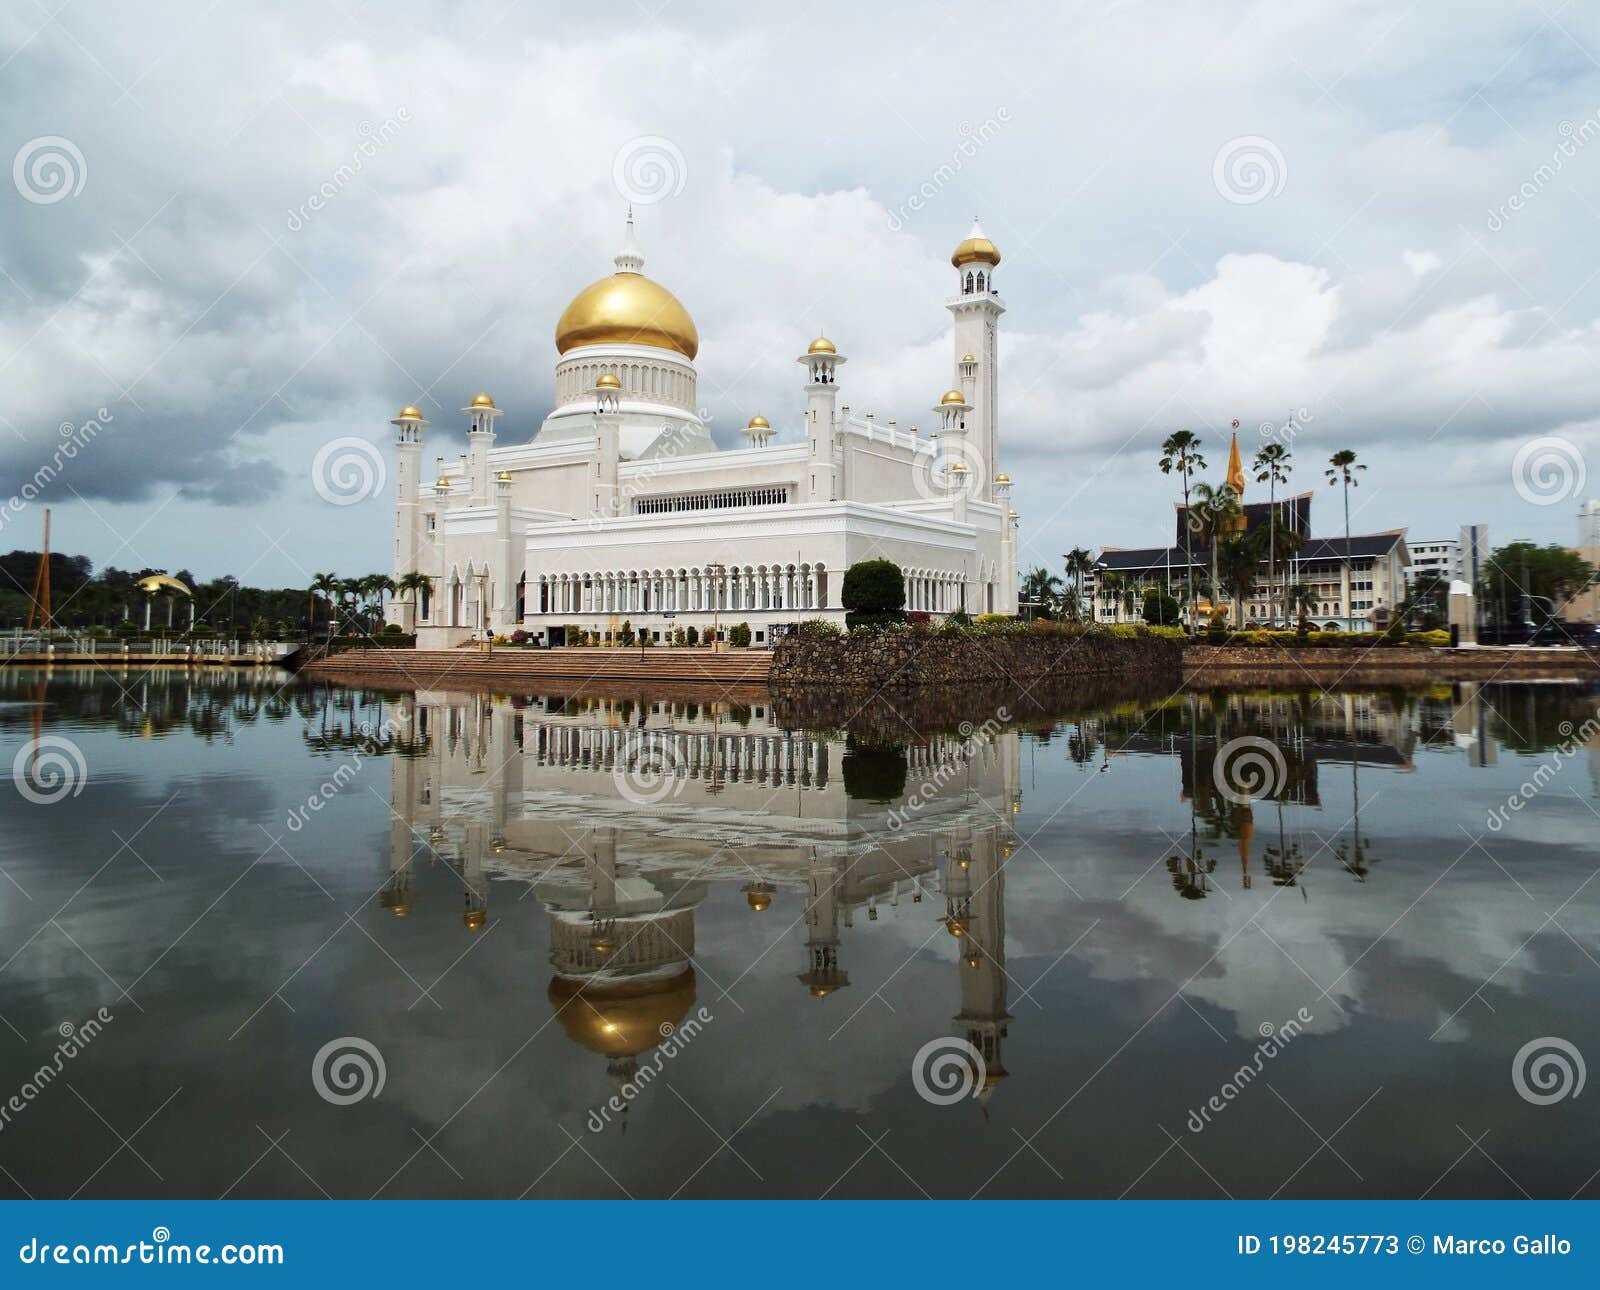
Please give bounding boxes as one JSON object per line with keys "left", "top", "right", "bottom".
{"left": 387, "top": 216, "right": 1019, "bottom": 646}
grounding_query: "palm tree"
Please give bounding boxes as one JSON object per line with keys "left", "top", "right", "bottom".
{"left": 396, "top": 571, "right": 431, "bottom": 629}
{"left": 1159, "top": 431, "right": 1207, "bottom": 627}
{"left": 1284, "top": 580, "right": 1318, "bottom": 633}
{"left": 1019, "top": 567, "right": 1064, "bottom": 619}
{"left": 1188, "top": 481, "right": 1240, "bottom": 625}
{"left": 369, "top": 574, "right": 396, "bottom": 624}
{"left": 1062, "top": 547, "right": 1095, "bottom": 622}
{"left": 1325, "top": 450, "right": 1367, "bottom": 628}
{"left": 1252, "top": 442, "right": 1293, "bottom": 625}
{"left": 309, "top": 572, "right": 340, "bottom": 638}
{"left": 1098, "top": 569, "right": 1124, "bottom": 622}
{"left": 1216, "top": 529, "right": 1266, "bottom": 628}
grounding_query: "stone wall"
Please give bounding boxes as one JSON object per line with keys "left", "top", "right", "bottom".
{"left": 1185, "top": 645, "right": 1600, "bottom": 685}
{"left": 770, "top": 630, "right": 1184, "bottom": 690}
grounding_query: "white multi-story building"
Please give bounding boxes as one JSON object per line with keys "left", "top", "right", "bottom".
{"left": 1580, "top": 499, "right": 1600, "bottom": 552}
{"left": 388, "top": 216, "right": 1019, "bottom": 646}
{"left": 1408, "top": 538, "right": 1459, "bottom": 581}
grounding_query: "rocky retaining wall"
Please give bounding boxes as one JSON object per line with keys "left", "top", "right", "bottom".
{"left": 770, "top": 631, "right": 1184, "bottom": 690}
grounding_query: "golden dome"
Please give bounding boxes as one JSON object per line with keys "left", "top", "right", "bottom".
{"left": 952, "top": 220, "right": 1002, "bottom": 268}
{"left": 495, "top": 470, "right": 511, "bottom": 482}
{"left": 940, "top": 389, "right": 967, "bottom": 406}
{"left": 547, "top": 969, "right": 696, "bottom": 1058}
{"left": 135, "top": 574, "right": 192, "bottom": 597}
{"left": 397, "top": 404, "right": 423, "bottom": 420}
{"left": 747, "top": 891, "right": 772, "bottom": 912}
{"left": 946, "top": 917, "right": 967, "bottom": 938}
{"left": 961, "top": 353, "right": 976, "bottom": 363}
{"left": 808, "top": 985, "right": 836, "bottom": 998}
{"left": 747, "top": 415, "right": 770, "bottom": 429}
{"left": 995, "top": 472, "right": 1011, "bottom": 483}
{"left": 594, "top": 372, "right": 622, "bottom": 389}
{"left": 463, "top": 910, "right": 487, "bottom": 931}
{"left": 807, "top": 336, "right": 837, "bottom": 354}
{"left": 556, "top": 271, "right": 698, "bottom": 359}
{"left": 1009, "top": 508, "right": 1019, "bottom": 519}
{"left": 470, "top": 393, "right": 495, "bottom": 408}
{"left": 435, "top": 476, "right": 452, "bottom": 491}
{"left": 950, "top": 461, "right": 969, "bottom": 474}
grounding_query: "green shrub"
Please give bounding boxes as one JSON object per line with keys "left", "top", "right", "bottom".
{"left": 686, "top": 626, "right": 699, "bottom": 646}
{"left": 729, "top": 622, "right": 752, "bottom": 648}
{"left": 672, "top": 626, "right": 686, "bottom": 646}
{"left": 639, "top": 632, "right": 655, "bottom": 647}
{"left": 795, "top": 618, "right": 841, "bottom": 639}
{"left": 618, "top": 620, "right": 635, "bottom": 647}
{"left": 974, "top": 613, "right": 1011, "bottom": 625}
{"left": 841, "top": 559, "right": 906, "bottom": 630}
{"left": 1142, "top": 589, "right": 1182, "bottom": 626}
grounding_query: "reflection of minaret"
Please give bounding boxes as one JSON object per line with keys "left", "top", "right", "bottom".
{"left": 946, "top": 826, "right": 1010, "bottom": 1107}
{"left": 797, "top": 849, "right": 850, "bottom": 998}
{"left": 1236, "top": 803, "right": 1253, "bottom": 890}
{"left": 382, "top": 694, "right": 421, "bottom": 918}
{"left": 1453, "top": 682, "right": 1497, "bottom": 768}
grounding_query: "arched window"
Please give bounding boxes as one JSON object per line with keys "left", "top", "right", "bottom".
{"left": 964, "top": 272, "right": 975, "bottom": 293}
{"left": 976, "top": 272, "right": 986, "bottom": 292}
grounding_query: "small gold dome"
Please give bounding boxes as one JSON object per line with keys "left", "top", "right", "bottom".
{"left": 495, "top": 470, "right": 511, "bottom": 482}
{"left": 940, "top": 389, "right": 967, "bottom": 406}
{"left": 556, "top": 271, "right": 699, "bottom": 359}
{"left": 470, "top": 393, "right": 496, "bottom": 409}
{"left": 950, "top": 461, "right": 969, "bottom": 474}
{"left": 995, "top": 472, "right": 1011, "bottom": 483}
{"left": 808, "top": 985, "right": 836, "bottom": 998}
{"left": 594, "top": 372, "right": 622, "bottom": 389}
{"left": 1009, "top": 508, "right": 1019, "bottom": 519}
{"left": 807, "top": 336, "right": 837, "bottom": 354}
{"left": 946, "top": 917, "right": 967, "bottom": 938}
{"left": 747, "top": 415, "right": 770, "bottom": 429}
{"left": 747, "top": 891, "right": 772, "bottom": 912}
{"left": 435, "top": 476, "right": 452, "bottom": 490}
{"left": 463, "top": 910, "right": 487, "bottom": 931}
{"left": 961, "top": 353, "right": 976, "bottom": 363}
{"left": 951, "top": 224, "right": 1002, "bottom": 268}
{"left": 397, "top": 404, "right": 423, "bottom": 420}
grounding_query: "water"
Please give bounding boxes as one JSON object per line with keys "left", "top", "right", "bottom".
{"left": 1, "top": 668, "right": 1597, "bottom": 1200}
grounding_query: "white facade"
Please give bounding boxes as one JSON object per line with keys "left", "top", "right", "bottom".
{"left": 389, "top": 218, "right": 1019, "bottom": 646}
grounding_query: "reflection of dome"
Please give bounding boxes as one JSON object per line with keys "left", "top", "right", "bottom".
{"left": 380, "top": 886, "right": 413, "bottom": 917}
{"left": 556, "top": 272, "right": 699, "bottom": 359}
{"left": 808, "top": 985, "right": 837, "bottom": 998}
{"left": 463, "top": 909, "right": 486, "bottom": 931}
{"left": 946, "top": 917, "right": 967, "bottom": 938}
{"left": 547, "top": 969, "right": 697, "bottom": 1058}
{"left": 747, "top": 891, "right": 772, "bottom": 912}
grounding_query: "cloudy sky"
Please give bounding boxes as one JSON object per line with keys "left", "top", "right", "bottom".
{"left": 3, "top": 0, "right": 1598, "bottom": 587}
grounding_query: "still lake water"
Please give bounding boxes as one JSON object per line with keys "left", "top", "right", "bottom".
{"left": 1, "top": 667, "right": 1598, "bottom": 1200}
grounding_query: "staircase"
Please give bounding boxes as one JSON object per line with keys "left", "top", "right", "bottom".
{"left": 303, "top": 646, "right": 773, "bottom": 687}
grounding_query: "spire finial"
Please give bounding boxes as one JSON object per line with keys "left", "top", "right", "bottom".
{"left": 615, "top": 207, "right": 644, "bottom": 273}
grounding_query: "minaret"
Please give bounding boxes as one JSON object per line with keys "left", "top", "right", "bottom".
{"left": 494, "top": 470, "right": 516, "bottom": 634}
{"left": 462, "top": 393, "right": 501, "bottom": 505}
{"left": 947, "top": 220, "right": 1004, "bottom": 502}
{"left": 390, "top": 404, "right": 428, "bottom": 629}
{"left": 798, "top": 336, "right": 845, "bottom": 502}
{"left": 742, "top": 415, "right": 775, "bottom": 449}
{"left": 995, "top": 472, "right": 1018, "bottom": 614}
{"left": 592, "top": 373, "right": 622, "bottom": 518}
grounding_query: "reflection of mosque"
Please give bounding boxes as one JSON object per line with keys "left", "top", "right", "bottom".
{"left": 384, "top": 691, "right": 1021, "bottom": 1107}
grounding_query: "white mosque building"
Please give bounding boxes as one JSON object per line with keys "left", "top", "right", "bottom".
{"left": 388, "top": 216, "right": 1020, "bottom": 646}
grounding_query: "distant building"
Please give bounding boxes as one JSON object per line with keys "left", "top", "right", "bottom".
{"left": 1088, "top": 437, "right": 1411, "bottom": 631}
{"left": 1580, "top": 499, "right": 1600, "bottom": 552}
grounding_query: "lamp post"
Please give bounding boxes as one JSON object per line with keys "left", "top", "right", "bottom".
{"left": 706, "top": 561, "right": 726, "bottom": 651}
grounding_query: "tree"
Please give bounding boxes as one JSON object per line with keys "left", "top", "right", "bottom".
{"left": 1252, "top": 441, "right": 1293, "bottom": 625}
{"left": 1159, "top": 430, "right": 1207, "bottom": 627}
{"left": 1019, "top": 566, "right": 1063, "bottom": 619}
{"left": 396, "top": 571, "right": 431, "bottom": 627}
{"left": 1216, "top": 529, "right": 1267, "bottom": 627}
{"left": 1284, "top": 581, "right": 1319, "bottom": 634}
{"left": 1062, "top": 547, "right": 1095, "bottom": 623}
{"left": 841, "top": 558, "right": 906, "bottom": 629}
{"left": 1325, "top": 450, "right": 1366, "bottom": 626}
{"left": 310, "top": 572, "right": 340, "bottom": 637}
{"left": 1142, "top": 587, "right": 1181, "bottom": 625}
{"left": 1188, "top": 481, "right": 1240, "bottom": 623}
{"left": 1480, "top": 542, "right": 1598, "bottom": 626}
